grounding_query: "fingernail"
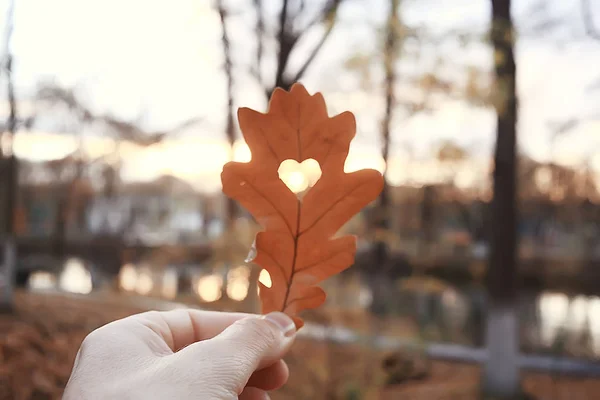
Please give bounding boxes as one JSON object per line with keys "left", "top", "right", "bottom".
{"left": 262, "top": 312, "right": 296, "bottom": 337}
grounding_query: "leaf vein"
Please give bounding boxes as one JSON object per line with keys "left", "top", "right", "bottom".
{"left": 284, "top": 291, "right": 323, "bottom": 312}
{"left": 230, "top": 171, "right": 294, "bottom": 235}
{"left": 295, "top": 248, "right": 350, "bottom": 274}
{"left": 298, "top": 179, "right": 374, "bottom": 237}
{"left": 260, "top": 248, "right": 290, "bottom": 285}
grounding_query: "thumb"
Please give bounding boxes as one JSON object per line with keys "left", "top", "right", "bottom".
{"left": 177, "top": 312, "right": 296, "bottom": 394}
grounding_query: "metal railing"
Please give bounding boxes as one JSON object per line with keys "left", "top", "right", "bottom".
{"left": 53, "top": 290, "right": 600, "bottom": 378}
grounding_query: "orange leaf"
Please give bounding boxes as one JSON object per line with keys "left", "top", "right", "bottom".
{"left": 221, "top": 83, "right": 384, "bottom": 328}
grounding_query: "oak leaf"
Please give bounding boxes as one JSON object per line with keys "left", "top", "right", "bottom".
{"left": 221, "top": 83, "right": 384, "bottom": 328}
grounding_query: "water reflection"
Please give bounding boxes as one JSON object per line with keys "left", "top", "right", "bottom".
{"left": 196, "top": 274, "right": 223, "bottom": 302}
{"left": 162, "top": 269, "right": 178, "bottom": 299}
{"left": 58, "top": 258, "right": 92, "bottom": 294}
{"left": 135, "top": 270, "right": 154, "bottom": 295}
{"left": 28, "top": 271, "right": 56, "bottom": 290}
{"left": 119, "top": 264, "right": 138, "bottom": 292}
{"left": 323, "top": 277, "right": 600, "bottom": 358}
{"left": 589, "top": 298, "right": 600, "bottom": 355}
{"left": 26, "top": 257, "right": 600, "bottom": 359}
{"left": 226, "top": 266, "right": 250, "bottom": 301}
{"left": 538, "top": 292, "right": 570, "bottom": 347}
{"left": 389, "top": 284, "right": 600, "bottom": 357}
{"left": 537, "top": 293, "right": 600, "bottom": 356}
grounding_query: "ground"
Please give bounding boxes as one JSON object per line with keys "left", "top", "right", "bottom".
{"left": 0, "top": 291, "right": 598, "bottom": 399}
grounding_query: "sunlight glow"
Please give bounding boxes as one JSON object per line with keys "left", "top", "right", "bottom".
{"left": 535, "top": 167, "right": 552, "bottom": 192}
{"left": 13, "top": 131, "right": 497, "bottom": 192}
{"left": 259, "top": 269, "right": 272, "bottom": 288}
{"left": 162, "top": 269, "right": 179, "bottom": 299}
{"left": 589, "top": 297, "right": 600, "bottom": 355}
{"left": 278, "top": 159, "right": 321, "bottom": 194}
{"left": 285, "top": 171, "right": 308, "bottom": 193}
{"left": 59, "top": 258, "right": 93, "bottom": 294}
{"left": 344, "top": 152, "right": 386, "bottom": 174}
{"left": 28, "top": 271, "right": 57, "bottom": 290}
{"left": 233, "top": 140, "right": 252, "bottom": 162}
{"left": 119, "top": 263, "right": 138, "bottom": 292}
{"left": 196, "top": 274, "right": 223, "bottom": 302}
{"left": 538, "top": 292, "right": 570, "bottom": 347}
{"left": 226, "top": 266, "right": 251, "bottom": 301}
{"left": 570, "top": 296, "right": 589, "bottom": 328}
{"left": 227, "top": 279, "right": 250, "bottom": 301}
{"left": 136, "top": 271, "right": 154, "bottom": 295}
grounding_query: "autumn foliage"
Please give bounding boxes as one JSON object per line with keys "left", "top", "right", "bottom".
{"left": 221, "top": 83, "right": 384, "bottom": 328}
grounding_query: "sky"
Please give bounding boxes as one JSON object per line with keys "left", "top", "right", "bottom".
{"left": 0, "top": 0, "right": 599, "bottom": 191}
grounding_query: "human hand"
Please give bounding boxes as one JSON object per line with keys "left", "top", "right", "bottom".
{"left": 63, "top": 309, "right": 297, "bottom": 399}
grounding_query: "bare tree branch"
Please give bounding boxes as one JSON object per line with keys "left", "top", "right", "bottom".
{"left": 0, "top": 116, "right": 35, "bottom": 133}
{"left": 37, "top": 86, "right": 93, "bottom": 120}
{"left": 253, "top": 0, "right": 265, "bottom": 87}
{"left": 302, "top": 0, "right": 340, "bottom": 32}
{"left": 217, "top": 0, "right": 235, "bottom": 148}
{"left": 217, "top": 0, "right": 238, "bottom": 227}
{"left": 1, "top": 0, "right": 17, "bottom": 157}
{"left": 582, "top": 0, "right": 600, "bottom": 40}
{"left": 36, "top": 85, "right": 203, "bottom": 146}
{"left": 99, "top": 116, "right": 203, "bottom": 146}
{"left": 242, "top": 0, "right": 351, "bottom": 98}
{"left": 298, "top": 0, "right": 306, "bottom": 16}
{"left": 267, "top": 0, "right": 345, "bottom": 98}
{"left": 273, "top": 0, "right": 293, "bottom": 94}
{"left": 290, "top": 9, "right": 338, "bottom": 83}
{"left": 381, "top": 0, "right": 399, "bottom": 178}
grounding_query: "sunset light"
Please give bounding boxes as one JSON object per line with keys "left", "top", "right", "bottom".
{"left": 226, "top": 266, "right": 250, "bottom": 301}
{"left": 196, "top": 274, "right": 223, "bottom": 302}
{"left": 59, "top": 258, "right": 93, "bottom": 295}
{"left": 258, "top": 269, "right": 272, "bottom": 288}
{"left": 119, "top": 264, "right": 138, "bottom": 292}
{"left": 5, "top": 0, "right": 600, "bottom": 397}
{"left": 135, "top": 271, "right": 154, "bottom": 296}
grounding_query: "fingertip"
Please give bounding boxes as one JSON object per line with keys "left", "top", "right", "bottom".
{"left": 239, "top": 387, "right": 270, "bottom": 400}
{"left": 193, "top": 314, "right": 296, "bottom": 394}
{"left": 261, "top": 312, "right": 296, "bottom": 338}
{"left": 246, "top": 360, "right": 289, "bottom": 391}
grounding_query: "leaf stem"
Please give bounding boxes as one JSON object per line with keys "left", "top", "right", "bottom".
{"left": 281, "top": 198, "right": 301, "bottom": 312}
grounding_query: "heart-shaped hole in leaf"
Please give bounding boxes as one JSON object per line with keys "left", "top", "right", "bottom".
{"left": 278, "top": 158, "right": 322, "bottom": 195}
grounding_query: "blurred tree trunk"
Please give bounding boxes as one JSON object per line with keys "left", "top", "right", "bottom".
{"left": 199, "top": 196, "right": 210, "bottom": 239}
{"left": 0, "top": 0, "right": 17, "bottom": 313}
{"left": 370, "top": 0, "right": 400, "bottom": 316}
{"left": 365, "top": 0, "right": 400, "bottom": 384}
{"left": 0, "top": 157, "right": 17, "bottom": 313}
{"left": 52, "top": 189, "right": 67, "bottom": 263}
{"left": 217, "top": 0, "right": 238, "bottom": 230}
{"left": 272, "top": 0, "right": 292, "bottom": 96}
{"left": 483, "top": 0, "right": 520, "bottom": 397}
{"left": 217, "top": 0, "right": 238, "bottom": 303}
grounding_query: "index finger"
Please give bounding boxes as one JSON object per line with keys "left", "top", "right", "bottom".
{"left": 128, "top": 309, "right": 259, "bottom": 352}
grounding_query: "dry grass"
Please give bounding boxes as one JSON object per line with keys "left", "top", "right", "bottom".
{"left": 0, "top": 291, "right": 599, "bottom": 399}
